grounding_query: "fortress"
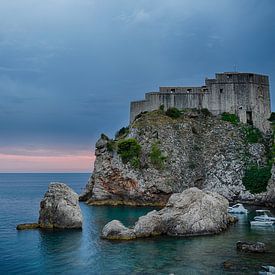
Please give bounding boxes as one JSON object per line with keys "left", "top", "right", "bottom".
{"left": 130, "top": 72, "right": 271, "bottom": 132}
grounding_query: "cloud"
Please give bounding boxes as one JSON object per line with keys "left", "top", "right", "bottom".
{"left": 0, "top": 0, "right": 274, "bottom": 171}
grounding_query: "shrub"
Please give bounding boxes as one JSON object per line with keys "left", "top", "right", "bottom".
{"left": 200, "top": 108, "right": 212, "bottom": 117}
{"left": 159, "top": 104, "right": 165, "bottom": 111}
{"left": 268, "top": 112, "right": 275, "bottom": 122}
{"left": 244, "top": 126, "right": 263, "bottom": 143}
{"left": 149, "top": 143, "right": 166, "bottom": 169}
{"left": 106, "top": 140, "right": 116, "bottom": 152}
{"left": 242, "top": 165, "right": 271, "bottom": 194}
{"left": 130, "top": 157, "right": 141, "bottom": 169}
{"left": 115, "top": 127, "right": 129, "bottom": 140}
{"left": 165, "top": 107, "right": 181, "bottom": 119}
{"left": 117, "top": 138, "right": 141, "bottom": 167}
{"left": 221, "top": 112, "right": 239, "bottom": 125}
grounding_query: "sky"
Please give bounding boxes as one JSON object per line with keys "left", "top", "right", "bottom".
{"left": 0, "top": 0, "right": 275, "bottom": 172}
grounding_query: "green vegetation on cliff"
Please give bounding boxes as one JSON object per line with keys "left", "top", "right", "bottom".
{"left": 268, "top": 112, "right": 275, "bottom": 122}
{"left": 243, "top": 165, "right": 271, "bottom": 194}
{"left": 165, "top": 107, "right": 182, "bottom": 119}
{"left": 150, "top": 142, "right": 167, "bottom": 170}
{"left": 115, "top": 127, "right": 129, "bottom": 140}
{"left": 221, "top": 112, "right": 239, "bottom": 125}
{"left": 117, "top": 138, "right": 141, "bottom": 168}
{"left": 243, "top": 126, "right": 263, "bottom": 143}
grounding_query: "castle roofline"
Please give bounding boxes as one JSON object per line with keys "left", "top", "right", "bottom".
{"left": 216, "top": 72, "right": 268, "bottom": 77}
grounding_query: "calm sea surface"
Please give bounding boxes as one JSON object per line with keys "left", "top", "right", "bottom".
{"left": 0, "top": 173, "right": 275, "bottom": 274}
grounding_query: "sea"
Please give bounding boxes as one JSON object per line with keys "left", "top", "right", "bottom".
{"left": 0, "top": 173, "right": 275, "bottom": 274}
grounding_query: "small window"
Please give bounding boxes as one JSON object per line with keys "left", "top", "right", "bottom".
{"left": 227, "top": 74, "right": 232, "bottom": 80}
{"left": 220, "top": 89, "right": 223, "bottom": 93}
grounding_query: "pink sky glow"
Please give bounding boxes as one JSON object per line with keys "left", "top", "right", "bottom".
{"left": 0, "top": 148, "right": 95, "bottom": 173}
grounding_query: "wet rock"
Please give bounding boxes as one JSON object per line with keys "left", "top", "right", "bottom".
{"left": 101, "top": 220, "right": 136, "bottom": 240}
{"left": 39, "top": 182, "right": 83, "bottom": 229}
{"left": 236, "top": 241, "right": 266, "bottom": 253}
{"left": 222, "top": 260, "right": 236, "bottom": 270}
{"left": 16, "top": 223, "right": 40, "bottom": 230}
{"left": 102, "top": 188, "right": 234, "bottom": 240}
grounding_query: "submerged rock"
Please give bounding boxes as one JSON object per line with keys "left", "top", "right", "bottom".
{"left": 102, "top": 187, "right": 235, "bottom": 240}
{"left": 17, "top": 182, "right": 83, "bottom": 230}
{"left": 39, "top": 182, "right": 83, "bottom": 229}
{"left": 236, "top": 241, "right": 266, "bottom": 253}
{"left": 16, "top": 223, "right": 40, "bottom": 230}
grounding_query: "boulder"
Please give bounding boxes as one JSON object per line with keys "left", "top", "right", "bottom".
{"left": 38, "top": 182, "right": 83, "bottom": 229}
{"left": 102, "top": 187, "right": 235, "bottom": 240}
{"left": 133, "top": 210, "right": 165, "bottom": 237}
{"left": 236, "top": 241, "right": 266, "bottom": 253}
{"left": 102, "top": 220, "right": 136, "bottom": 240}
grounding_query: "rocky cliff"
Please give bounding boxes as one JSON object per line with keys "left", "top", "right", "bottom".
{"left": 80, "top": 109, "right": 274, "bottom": 206}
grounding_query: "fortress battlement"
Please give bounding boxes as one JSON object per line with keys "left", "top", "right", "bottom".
{"left": 130, "top": 72, "right": 271, "bottom": 132}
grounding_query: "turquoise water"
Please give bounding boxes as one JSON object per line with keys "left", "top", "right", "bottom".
{"left": 0, "top": 173, "right": 275, "bottom": 274}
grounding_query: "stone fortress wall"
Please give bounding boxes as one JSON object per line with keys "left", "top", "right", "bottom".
{"left": 130, "top": 72, "right": 271, "bottom": 133}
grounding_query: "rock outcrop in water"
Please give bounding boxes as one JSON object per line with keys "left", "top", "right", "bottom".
{"left": 39, "top": 182, "right": 83, "bottom": 229}
{"left": 80, "top": 109, "right": 272, "bottom": 206}
{"left": 17, "top": 182, "right": 83, "bottom": 230}
{"left": 102, "top": 188, "right": 236, "bottom": 240}
{"left": 236, "top": 241, "right": 266, "bottom": 253}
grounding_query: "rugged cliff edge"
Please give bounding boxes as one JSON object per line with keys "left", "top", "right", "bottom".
{"left": 80, "top": 109, "right": 274, "bottom": 206}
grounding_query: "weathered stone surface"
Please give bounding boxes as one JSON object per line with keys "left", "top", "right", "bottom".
{"left": 265, "top": 165, "right": 275, "bottom": 207}
{"left": 101, "top": 220, "right": 136, "bottom": 240}
{"left": 236, "top": 241, "right": 266, "bottom": 253}
{"left": 102, "top": 188, "right": 235, "bottom": 240}
{"left": 39, "top": 182, "right": 83, "bottom": 229}
{"left": 16, "top": 223, "right": 40, "bottom": 230}
{"left": 133, "top": 210, "right": 165, "bottom": 237}
{"left": 80, "top": 110, "right": 271, "bottom": 206}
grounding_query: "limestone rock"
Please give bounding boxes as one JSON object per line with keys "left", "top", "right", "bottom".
{"left": 102, "top": 188, "right": 234, "bottom": 240}
{"left": 81, "top": 110, "right": 272, "bottom": 206}
{"left": 101, "top": 220, "right": 136, "bottom": 240}
{"left": 39, "top": 182, "right": 83, "bottom": 229}
{"left": 265, "top": 165, "right": 275, "bottom": 207}
{"left": 236, "top": 241, "right": 266, "bottom": 253}
{"left": 133, "top": 210, "right": 165, "bottom": 237}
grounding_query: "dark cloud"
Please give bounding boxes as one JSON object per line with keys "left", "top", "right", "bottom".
{"left": 0, "top": 0, "right": 274, "bottom": 153}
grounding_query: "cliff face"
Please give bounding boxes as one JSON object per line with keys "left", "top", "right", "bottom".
{"left": 80, "top": 109, "right": 273, "bottom": 206}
